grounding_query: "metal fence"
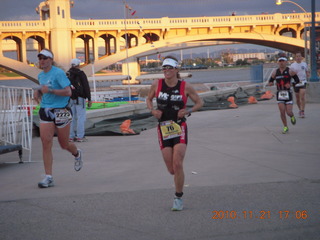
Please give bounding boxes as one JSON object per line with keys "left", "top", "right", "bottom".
{"left": 0, "top": 86, "right": 34, "bottom": 162}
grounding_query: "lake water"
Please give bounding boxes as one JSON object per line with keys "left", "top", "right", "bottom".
{"left": 0, "top": 68, "right": 252, "bottom": 88}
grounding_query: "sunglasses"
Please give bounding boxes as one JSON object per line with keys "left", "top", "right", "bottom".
{"left": 38, "top": 56, "right": 49, "bottom": 60}
{"left": 162, "top": 66, "right": 175, "bottom": 70}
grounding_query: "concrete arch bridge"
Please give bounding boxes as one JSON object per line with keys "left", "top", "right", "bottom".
{"left": 0, "top": 7, "right": 319, "bottom": 83}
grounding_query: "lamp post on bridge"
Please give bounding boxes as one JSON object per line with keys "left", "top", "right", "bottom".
{"left": 276, "top": 0, "right": 308, "bottom": 64}
{"left": 276, "top": 0, "right": 319, "bottom": 82}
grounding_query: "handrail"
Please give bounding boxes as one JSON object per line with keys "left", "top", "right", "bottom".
{"left": 0, "top": 12, "right": 319, "bottom": 32}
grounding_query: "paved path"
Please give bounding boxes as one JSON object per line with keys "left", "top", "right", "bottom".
{"left": 1, "top": 99, "right": 319, "bottom": 240}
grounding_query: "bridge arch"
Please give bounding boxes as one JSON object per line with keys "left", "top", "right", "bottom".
{"left": 98, "top": 33, "right": 116, "bottom": 57}
{"left": 82, "top": 30, "right": 305, "bottom": 76}
{"left": 1, "top": 36, "right": 23, "bottom": 62}
{"left": 143, "top": 33, "right": 160, "bottom": 43}
{"left": 279, "top": 27, "right": 298, "bottom": 38}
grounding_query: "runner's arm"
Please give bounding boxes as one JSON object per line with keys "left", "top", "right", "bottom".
{"left": 146, "top": 80, "right": 162, "bottom": 119}
{"left": 268, "top": 70, "right": 276, "bottom": 86}
{"left": 40, "top": 85, "right": 71, "bottom": 96}
{"left": 178, "top": 83, "right": 203, "bottom": 118}
{"left": 289, "top": 69, "right": 300, "bottom": 84}
{"left": 146, "top": 80, "right": 157, "bottom": 111}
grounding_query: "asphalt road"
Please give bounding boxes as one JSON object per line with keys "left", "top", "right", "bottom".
{"left": 0, "top": 99, "right": 319, "bottom": 240}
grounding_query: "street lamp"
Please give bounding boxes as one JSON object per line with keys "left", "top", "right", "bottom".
{"left": 276, "top": 0, "right": 318, "bottom": 82}
{"left": 276, "top": 0, "right": 307, "bottom": 13}
{"left": 276, "top": 0, "right": 308, "bottom": 63}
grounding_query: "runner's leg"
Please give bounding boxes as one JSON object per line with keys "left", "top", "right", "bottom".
{"left": 161, "top": 147, "right": 174, "bottom": 175}
{"left": 300, "top": 88, "right": 306, "bottom": 112}
{"left": 285, "top": 103, "right": 294, "bottom": 117}
{"left": 40, "top": 122, "right": 55, "bottom": 175}
{"left": 57, "top": 123, "right": 78, "bottom": 156}
{"left": 295, "top": 91, "right": 301, "bottom": 111}
{"left": 278, "top": 103, "right": 287, "bottom": 127}
{"left": 172, "top": 143, "right": 186, "bottom": 194}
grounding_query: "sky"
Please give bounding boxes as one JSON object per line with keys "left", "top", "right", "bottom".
{"left": 0, "top": 0, "right": 319, "bottom": 21}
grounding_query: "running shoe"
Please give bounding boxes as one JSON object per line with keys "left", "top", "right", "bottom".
{"left": 74, "top": 149, "right": 83, "bottom": 171}
{"left": 69, "top": 138, "right": 75, "bottom": 142}
{"left": 38, "top": 175, "right": 54, "bottom": 188}
{"left": 301, "top": 111, "right": 305, "bottom": 118}
{"left": 290, "top": 116, "right": 296, "bottom": 125}
{"left": 282, "top": 126, "right": 289, "bottom": 134}
{"left": 76, "top": 137, "right": 88, "bottom": 142}
{"left": 171, "top": 197, "right": 183, "bottom": 211}
{"left": 298, "top": 110, "right": 302, "bottom": 118}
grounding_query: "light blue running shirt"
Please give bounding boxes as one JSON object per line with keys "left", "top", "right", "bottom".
{"left": 38, "top": 65, "right": 71, "bottom": 108}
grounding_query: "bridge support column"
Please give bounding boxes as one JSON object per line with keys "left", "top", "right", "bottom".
{"left": 116, "top": 32, "right": 121, "bottom": 53}
{"left": 94, "top": 32, "right": 99, "bottom": 61}
{"left": 122, "top": 57, "right": 140, "bottom": 85}
{"left": 21, "top": 34, "right": 27, "bottom": 63}
{"left": 0, "top": 37, "right": 2, "bottom": 56}
{"left": 45, "top": 32, "right": 50, "bottom": 49}
{"left": 71, "top": 32, "right": 76, "bottom": 59}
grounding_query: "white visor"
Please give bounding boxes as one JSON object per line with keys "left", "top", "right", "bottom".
{"left": 162, "top": 58, "right": 178, "bottom": 68}
{"left": 278, "top": 57, "right": 287, "bottom": 62}
{"left": 37, "top": 49, "right": 53, "bottom": 59}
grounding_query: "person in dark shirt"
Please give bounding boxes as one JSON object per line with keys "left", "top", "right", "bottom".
{"left": 268, "top": 56, "right": 300, "bottom": 134}
{"left": 67, "top": 59, "right": 92, "bottom": 142}
{"left": 146, "top": 56, "right": 203, "bottom": 211}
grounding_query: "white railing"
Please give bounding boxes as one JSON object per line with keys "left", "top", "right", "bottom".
{"left": 0, "top": 13, "right": 318, "bottom": 32}
{"left": 0, "top": 86, "right": 34, "bottom": 162}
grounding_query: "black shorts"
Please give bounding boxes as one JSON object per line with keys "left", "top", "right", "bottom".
{"left": 293, "top": 83, "right": 307, "bottom": 93}
{"left": 39, "top": 107, "right": 72, "bottom": 128}
{"left": 157, "top": 121, "right": 188, "bottom": 150}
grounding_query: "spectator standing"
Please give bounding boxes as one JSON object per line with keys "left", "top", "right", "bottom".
{"left": 67, "top": 59, "right": 92, "bottom": 142}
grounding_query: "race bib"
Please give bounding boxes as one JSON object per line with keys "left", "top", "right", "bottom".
{"left": 160, "top": 120, "right": 182, "bottom": 140}
{"left": 54, "top": 108, "right": 72, "bottom": 124}
{"left": 277, "top": 90, "right": 290, "bottom": 101}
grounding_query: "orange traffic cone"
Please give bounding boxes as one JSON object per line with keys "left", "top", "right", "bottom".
{"left": 120, "top": 119, "right": 136, "bottom": 134}
{"left": 248, "top": 96, "right": 258, "bottom": 104}
{"left": 261, "top": 90, "right": 273, "bottom": 100}
{"left": 227, "top": 96, "right": 238, "bottom": 108}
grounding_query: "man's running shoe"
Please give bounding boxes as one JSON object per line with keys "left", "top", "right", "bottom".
{"left": 38, "top": 175, "right": 54, "bottom": 188}
{"left": 290, "top": 116, "right": 296, "bottom": 125}
{"left": 282, "top": 126, "right": 289, "bottom": 134}
{"left": 69, "top": 138, "right": 75, "bottom": 142}
{"left": 74, "top": 149, "right": 83, "bottom": 171}
{"left": 76, "top": 137, "right": 88, "bottom": 142}
{"left": 301, "top": 111, "right": 305, "bottom": 118}
{"left": 298, "top": 111, "right": 302, "bottom": 118}
{"left": 171, "top": 197, "right": 183, "bottom": 211}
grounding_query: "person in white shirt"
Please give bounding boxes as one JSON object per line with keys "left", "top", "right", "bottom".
{"left": 290, "top": 52, "right": 310, "bottom": 118}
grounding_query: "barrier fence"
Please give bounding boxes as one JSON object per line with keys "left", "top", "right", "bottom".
{"left": 0, "top": 86, "right": 33, "bottom": 162}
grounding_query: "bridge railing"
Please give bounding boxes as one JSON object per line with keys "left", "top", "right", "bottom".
{"left": 0, "top": 13, "right": 318, "bottom": 33}
{"left": 70, "top": 12, "right": 319, "bottom": 31}
{"left": 0, "top": 20, "right": 49, "bottom": 31}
